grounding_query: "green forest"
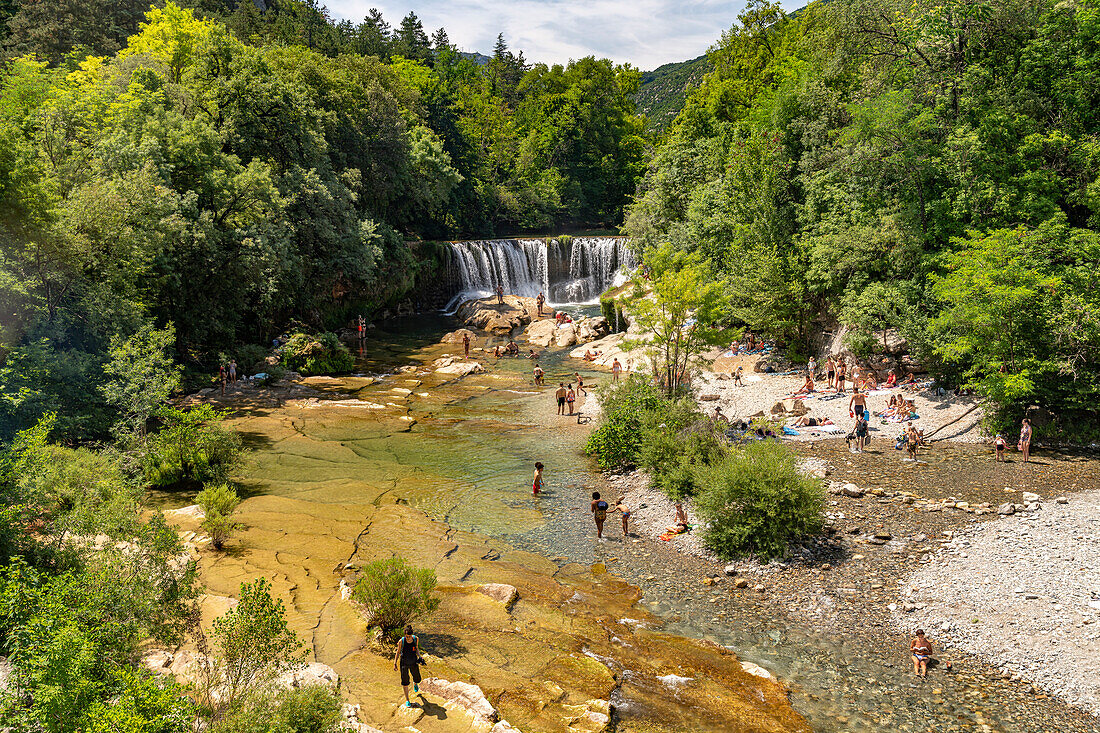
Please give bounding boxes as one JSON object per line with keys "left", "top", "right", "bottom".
{"left": 628, "top": 0, "right": 1100, "bottom": 433}
{"left": 1, "top": 0, "right": 1099, "bottom": 727}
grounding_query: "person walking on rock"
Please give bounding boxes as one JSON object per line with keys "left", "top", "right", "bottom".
{"left": 591, "top": 492, "right": 608, "bottom": 539}
{"left": 394, "top": 625, "right": 424, "bottom": 707}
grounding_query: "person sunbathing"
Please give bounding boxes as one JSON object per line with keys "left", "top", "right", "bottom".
{"left": 863, "top": 374, "right": 878, "bottom": 391}
{"left": 793, "top": 375, "right": 815, "bottom": 395}
{"left": 790, "top": 415, "right": 833, "bottom": 428}
{"left": 583, "top": 349, "right": 596, "bottom": 361}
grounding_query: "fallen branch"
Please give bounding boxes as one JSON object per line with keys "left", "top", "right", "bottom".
{"left": 924, "top": 400, "right": 987, "bottom": 440}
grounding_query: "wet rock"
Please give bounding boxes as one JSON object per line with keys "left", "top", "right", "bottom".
{"left": 433, "top": 357, "right": 485, "bottom": 377}
{"left": 477, "top": 583, "right": 518, "bottom": 609}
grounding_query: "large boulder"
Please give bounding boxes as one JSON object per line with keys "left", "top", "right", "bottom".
{"left": 525, "top": 319, "right": 558, "bottom": 347}
{"left": 477, "top": 583, "right": 518, "bottom": 609}
{"left": 554, "top": 323, "right": 579, "bottom": 348}
{"left": 455, "top": 296, "right": 545, "bottom": 336}
{"left": 418, "top": 678, "right": 498, "bottom": 726}
{"left": 441, "top": 328, "right": 478, "bottom": 344}
{"left": 433, "top": 357, "right": 485, "bottom": 377}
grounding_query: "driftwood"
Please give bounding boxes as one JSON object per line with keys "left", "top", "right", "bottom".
{"left": 924, "top": 400, "right": 986, "bottom": 440}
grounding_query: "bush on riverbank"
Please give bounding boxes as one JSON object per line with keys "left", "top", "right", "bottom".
{"left": 694, "top": 441, "right": 824, "bottom": 560}
{"left": 281, "top": 332, "right": 354, "bottom": 377}
{"left": 587, "top": 377, "right": 722, "bottom": 497}
{"left": 144, "top": 405, "right": 242, "bottom": 489}
{"left": 351, "top": 558, "right": 439, "bottom": 640}
{"left": 197, "top": 483, "right": 242, "bottom": 550}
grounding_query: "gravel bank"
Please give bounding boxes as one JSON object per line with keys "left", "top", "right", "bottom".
{"left": 894, "top": 490, "right": 1100, "bottom": 714}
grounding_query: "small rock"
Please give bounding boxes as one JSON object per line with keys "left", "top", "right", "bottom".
{"left": 1021, "top": 492, "right": 1041, "bottom": 503}
{"left": 841, "top": 483, "right": 866, "bottom": 498}
{"left": 997, "top": 503, "right": 1016, "bottom": 516}
{"left": 1055, "top": 496, "right": 1069, "bottom": 504}
{"left": 723, "top": 565, "right": 738, "bottom": 576}
{"left": 734, "top": 579, "right": 749, "bottom": 589}
{"left": 753, "top": 584, "right": 766, "bottom": 593}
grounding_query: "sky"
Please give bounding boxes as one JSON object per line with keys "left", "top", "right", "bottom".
{"left": 324, "top": 0, "right": 803, "bottom": 70}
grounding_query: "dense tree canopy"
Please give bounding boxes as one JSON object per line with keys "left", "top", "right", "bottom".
{"left": 626, "top": 0, "right": 1100, "bottom": 432}
{"left": 0, "top": 2, "right": 646, "bottom": 440}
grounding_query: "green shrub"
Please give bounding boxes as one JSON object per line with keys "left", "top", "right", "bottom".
{"left": 351, "top": 558, "right": 439, "bottom": 639}
{"left": 281, "top": 333, "right": 354, "bottom": 376}
{"left": 584, "top": 375, "right": 668, "bottom": 469}
{"left": 640, "top": 428, "right": 724, "bottom": 500}
{"left": 233, "top": 344, "right": 271, "bottom": 375}
{"left": 144, "top": 405, "right": 242, "bottom": 489}
{"left": 694, "top": 441, "right": 824, "bottom": 560}
{"left": 197, "top": 483, "right": 242, "bottom": 550}
{"left": 211, "top": 578, "right": 306, "bottom": 712}
{"left": 210, "top": 685, "right": 343, "bottom": 733}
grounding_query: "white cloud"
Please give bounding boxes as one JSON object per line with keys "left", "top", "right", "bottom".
{"left": 324, "top": 0, "right": 804, "bottom": 70}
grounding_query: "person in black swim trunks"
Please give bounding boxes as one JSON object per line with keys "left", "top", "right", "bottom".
{"left": 555, "top": 383, "right": 567, "bottom": 415}
{"left": 394, "top": 625, "right": 425, "bottom": 707}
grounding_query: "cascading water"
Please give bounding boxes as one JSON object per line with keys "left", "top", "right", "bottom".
{"left": 443, "top": 237, "right": 635, "bottom": 311}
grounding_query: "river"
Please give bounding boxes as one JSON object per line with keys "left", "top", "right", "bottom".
{"left": 169, "top": 314, "right": 1099, "bottom": 733}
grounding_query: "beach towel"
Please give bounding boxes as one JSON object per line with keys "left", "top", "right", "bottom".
{"left": 659, "top": 525, "right": 692, "bottom": 542}
{"left": 782, "top": 426, "right": 800, "bottom": 436}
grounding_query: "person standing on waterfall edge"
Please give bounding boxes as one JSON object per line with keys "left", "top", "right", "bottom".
{"left": 536, "top": 292, "right": 545, "bottom": 316}
{"left": 394, "top": 625, "right": 424, "bottom": 707}
{"left": 496, "top": 284, "right": 504, "bottom": 305}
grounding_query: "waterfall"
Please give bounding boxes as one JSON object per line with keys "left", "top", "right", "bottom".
{"left": 443, "top": 237, "right": 635, "bottom": 312}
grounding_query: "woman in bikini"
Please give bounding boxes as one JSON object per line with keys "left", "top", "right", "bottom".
{"left": 911, "top": 629, "right": 933, "bottom": 677}
{"left": 566, "top": 386, "right": 576, "bottom": 415}
{"left": 1018, "top": 418, "right": 1032, "bottom": 463}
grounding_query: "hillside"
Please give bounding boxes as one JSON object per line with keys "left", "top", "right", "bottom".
{"left": 635, "top": 54, "right": 710, "bottom": 133}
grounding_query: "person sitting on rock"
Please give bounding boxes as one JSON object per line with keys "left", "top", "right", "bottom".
{"left": 794, "top": 374, "right": 815, "bottom": 395}
{"left": 885, "top": 369, "right": 897, "bottom": 388}
{"left": 583, "top": 349, "right": 596, "bottom": 361}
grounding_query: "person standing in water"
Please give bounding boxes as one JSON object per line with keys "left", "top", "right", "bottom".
{"left": 394, "top": 625, "right": 424, "bottom": 707}
{"left": 849, "top": 387, "right": 867, "bottom": 420}
{"left": 566, "top": 385, "right": 576, "bottom": 415}
{"left": 591, "top": 492, "right": 608, "bottom": 539}
{"left": 536, "top": 292, "right": 545, "bottom": 316}
{"left": 616, "top": 496, "right": 631, "bottom": 536}
{"left": 555, "top": 383, "right": 567, "bottom": 415}
{"left": 532, "top": 462, "right": 544, "bottom": 495}
{"left": 1018, "top": 418, "right": 1032, "bottom": 462}
{"left": 573, "top": 372, "right": 586, "bottom": 396}
{"left": 462, "top": 332, "right": 470, "bottom": 359}
{"left": 533, "top": 363, "right": 544, "bottom": 385}
{"left": 611, "top": 358, "right": 622, "bottom": 382}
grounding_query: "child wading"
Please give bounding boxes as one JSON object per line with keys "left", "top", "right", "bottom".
{"left": 591, "top": 492, "right": 608, "bottom": 539}
{"left": 532, "top": 461, "right": 544, "bottom": 495}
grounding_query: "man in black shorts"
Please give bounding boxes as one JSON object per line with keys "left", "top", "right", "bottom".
{"left": 394, "top": 624, "right": 424, "bottom": 707}
{"left": 555, "top": 383, "right": 567, "bottom": 415}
